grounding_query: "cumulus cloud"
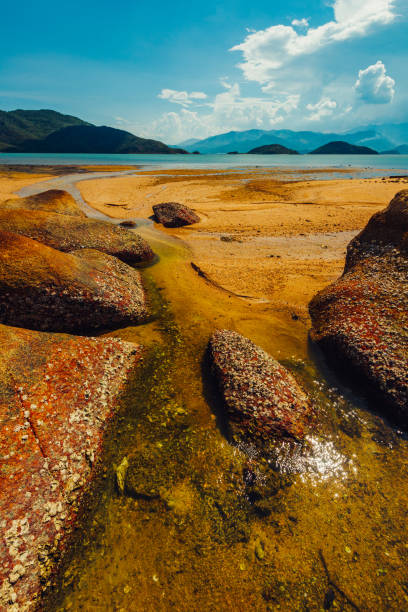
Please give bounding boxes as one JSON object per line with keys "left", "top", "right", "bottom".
{"left": 158, "top": 88, "right": 207, "bottom": 107}
{"left": 231, "top": 0, "right": 396, "bottom": 82}
{"left": 354, "top": 60, "right": 395, "bottom": 103}
{"left": 306, "top": 97, "right": 337, "bottom": 120}
{"left": 147, "top": 83, "right": 299, "bottom": 142}
{"left": 291, "top": 18, "right": 309, "bottom": 28}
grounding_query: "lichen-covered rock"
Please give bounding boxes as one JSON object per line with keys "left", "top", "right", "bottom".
{"left": 309, "top": 190, "right": 408, "bottom": 425}
{"left": 0, "top": 189, "right": 86, "bottom": 217}
{"left": 209, "top": 330, "right": 312, "bottom": 442}
{"left": 0, "top": 323, "right": 142, "bottom": 610}
{"left": 0, "top": 208, "right": 154, "bottom": 264}
{"left": 0, "top": 232, "right": 148, "bottom": 332}
{"left": 153, "top": 202, "right": 200, "bottom": 227}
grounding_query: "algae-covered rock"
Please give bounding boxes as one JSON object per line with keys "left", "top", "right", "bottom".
{"left": 310, "top": 190, "right": 408, "bottom": 425}
{"left": 0, "top": 323, "right": 142, "bottom": 611}
{"left": 0, "top": 232, "right": 148, "bottom": 332}
{"left": 153, "top": 202, "right": 200, "bottom": 227}
{"left": 0, "top": 208, "right": 154, "bottom": 264}
{"left": 0, "top": 189, "right": 85, "bottom": 217}
{"left": 209, "top": 330, "right": 312, "bottom": 442}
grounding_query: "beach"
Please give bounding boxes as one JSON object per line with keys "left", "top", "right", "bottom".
{"left": 1, "top": 164, "right": 408, "bottom": 611}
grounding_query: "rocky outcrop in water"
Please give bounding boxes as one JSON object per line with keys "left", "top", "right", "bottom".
{"left": 209, "top": 330, "right": 312, "bottom": 442}
{"left": 309, "top": 190, "right": 408, "bottom": 425}
{"left": 153, "top": 202, "right": 200, "bottom": 227}
{"left": 0, "top": 323, "right": 142, "bottom": 611}
{"left": 0, "top": 208, "right": 154, "bottom": 264}
{"left": 0, "top": 232, "right": 148, "bottom": 332}
{"left": 0, "top": 189, "right": 85, "bottom": 217}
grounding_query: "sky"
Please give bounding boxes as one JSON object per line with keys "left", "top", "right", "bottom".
{"left": 0, "top": 0, "right": 407, "bottom": 144}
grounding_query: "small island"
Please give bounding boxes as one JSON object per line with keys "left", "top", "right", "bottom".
{"left": 310, "top": 140, "right": 378, "bottom": 155}
{"left": 247, "top": 144, "right": 299, "bottom": 155}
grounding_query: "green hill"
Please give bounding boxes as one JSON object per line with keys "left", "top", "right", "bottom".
{"left": 0, "top": 109, "right": 186, "bottom": 154}
{"left": 310, "top": 141, "right": 378, "bottom": 155}
{"left": 0, "top": 109, "right": 89, "bottom": 150}
{"left": 248, "top": 144, "right": 298, "bottom": 154}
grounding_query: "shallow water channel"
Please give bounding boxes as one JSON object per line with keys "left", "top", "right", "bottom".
{"left": 20, "top": 173, "right": 408, "bottom": 611}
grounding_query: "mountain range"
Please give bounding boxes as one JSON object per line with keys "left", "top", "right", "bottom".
{"left": 0, "top": 109, "right": 186, "bottom": 154}
{"left": 177, "top": 124, "right": 408, "bottom": 154}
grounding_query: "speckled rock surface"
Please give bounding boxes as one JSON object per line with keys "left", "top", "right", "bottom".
{"left": 0, "top": 323, "right": 142, "bottom": 610}
{"left": 153, "top": 202, "right": 200, "bottom": 227}
{"left": 0, "top": 208, "right": 154, "bottom": 264}
{"left": 310, "top": 190, "right": 408, "bottom": 425}
{"left": 0, "top": 232, "right": 148, "bottom": 333}
{"left": 209, "top": 330, "right": 312, "bottom": 442}
{"left": 0, "top": 190, "right": 86, "bottom": 218}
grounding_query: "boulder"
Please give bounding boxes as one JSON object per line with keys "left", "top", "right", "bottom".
{"left": 0, "top": 323, "right": 142, "bottom": 610}
{"left": 309, "top": 190, "right": 408, "bottom": 425}
{"left": 0, "top": 232, "right": 148, "bottom": 332}
{"left": 209, "top": 330, "right": 312, "bottom": 442}
{"left": 153, "top": 202, "right": 200, "bottom": 227}
{"left": 0, "top": 208, "right": 154, "bottom": 264}
{"left": 0, "top": 189, "right": 85, "bottom": 217}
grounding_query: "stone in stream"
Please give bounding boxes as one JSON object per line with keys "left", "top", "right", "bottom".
{"left": 0, "top": 323, "right": 142, "bottom": 610}
{"left": 0, "top": 208, "right": 154, "bottom": 264}
{"left": 309, "top": 190, "right": 408, "bottom": 426}
{"left": 0, "top": 189, "right": 86, "bottom": 217}
{"left": 0, "top": 232, "right": 148, "bottom": 332}
{"left": 153, "top": 202, "right": 200, "bottom": 227}
{"left": 209, "top": 330, "right": 312, "bottom": 442}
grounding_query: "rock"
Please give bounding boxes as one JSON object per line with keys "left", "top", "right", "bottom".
{"left": 153, "top": 202, "right": 200, "bottom": 227}
{"left": 0, "top": 232, "right": 148, "bottom": 332}
{"left": 0, "top": 323, "right": 142, "bottom": 610}
{"left": 309, "top": 190, "right": 408, "bottom": 425}
{"left": 208, "top": 330, "right": 312, "bottom": 442}
{"left": 0, "top": 189, "right": 85, "bottom": 217}
{"left": 0, "top": 208, "right": 154, "bottom": 264}
{"left": 119, "top": 220, "right": 137, "bottom": 228}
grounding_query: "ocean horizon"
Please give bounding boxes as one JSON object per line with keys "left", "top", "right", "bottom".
{"left": 1, "top": 152, "right": 408, "bottom": 174}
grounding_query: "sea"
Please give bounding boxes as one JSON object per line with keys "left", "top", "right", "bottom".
{"left": 1, "top": 152, "right": 408, "bottom": 178}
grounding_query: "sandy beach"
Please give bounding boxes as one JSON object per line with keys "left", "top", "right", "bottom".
{"left": 78, "top": 168, "right": 405, "bottom": 316}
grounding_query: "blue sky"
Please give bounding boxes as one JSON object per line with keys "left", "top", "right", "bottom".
{"left": 0, "top": 0, "right": 407, "bottom": 143}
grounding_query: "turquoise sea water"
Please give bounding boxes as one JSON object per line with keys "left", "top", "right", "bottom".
{"left": 1, "top": 152, "right": 408, "bottom": 175}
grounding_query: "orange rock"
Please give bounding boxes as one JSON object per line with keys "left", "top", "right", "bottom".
{"left": 0, "top": 208, "right": 154, "bottom": 264}
{"left": 0, "top": 189, "right": 85, "bottom": 217}
{"left": 0, "top": 323, "right": 142, "bottom": 610}
{"left": 0, "top": 231, "right": 148, "bottom": 332}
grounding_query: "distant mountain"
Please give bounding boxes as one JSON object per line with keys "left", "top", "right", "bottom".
{"left": 0, "top": 109, "right": 89, "bottom": 150}
{"left": 0, "top": 109, "right": 186, "bottom": 154}
{"left": 382, "top": 144, "right": 408, "bottom": 154}
{"left": 311, "top": 141, "right": 378, "bottom": 155}
{"left": 179, "top": 124, "right": 408, "bottom": 154}
{"left": 248, "top": 144, "right": 298, "bottom": 155}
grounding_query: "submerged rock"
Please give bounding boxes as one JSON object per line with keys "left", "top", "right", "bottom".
{"left": 309, "top": 190, "right": 408, "bottom": 425}
{"left": 0, "top": 323, "right": 142, "bottom": 610}
{"left": 0, "top": 208, "right": 154, "bottom": 264}
{"left": 0, "top": 232, "right": 148, "bottom": 332}
{"left": 208, "top": 330, "right": 312, "bottom": 442}
{"left": 153, "top": 202, "right": 200, "bottom": 227}
{"left": 0, "top": 189, "right": 85, "bottom": 217}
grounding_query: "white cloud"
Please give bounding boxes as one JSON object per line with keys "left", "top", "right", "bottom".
{"left": 146, "top": 83, "right": 300, "bottom": 142}
{"left": 291, "top": 18, "right": 309, "bottom": 28}
{"left": 354, "top": 60, "right": 395, "bottom": 103}
{"left": 306, "top": 97, "right": 337, "bottom": 120}
{"left": 231, "top": 0, "right": 396, "bottom": 82}
{"left": 158, "top": 88, "right": 207, "bottom": 107}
